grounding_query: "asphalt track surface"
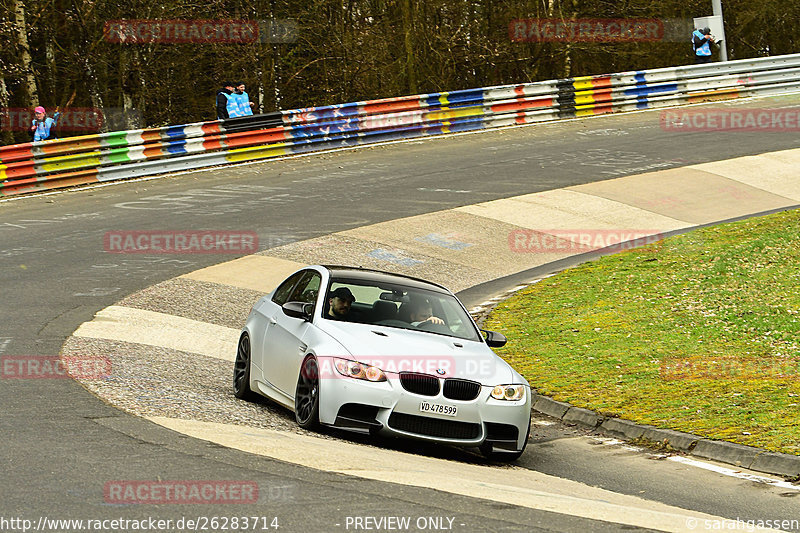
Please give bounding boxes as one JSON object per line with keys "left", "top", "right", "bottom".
{"left": 2, "top": 95, "right": 800, "bottom": 532}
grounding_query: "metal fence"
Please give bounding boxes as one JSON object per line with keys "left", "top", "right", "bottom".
{"left": 3, "top": 53, "right": 800, "bottom": 197}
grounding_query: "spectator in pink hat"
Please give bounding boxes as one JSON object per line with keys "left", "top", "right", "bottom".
{"left": 30, "top": 106, "right": 60, "bottom": 141}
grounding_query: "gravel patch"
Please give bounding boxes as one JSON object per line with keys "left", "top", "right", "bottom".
{"left": 61, "top": 335, "right": 325, "bottom": 437}
{"left": 118, "top": 277, "right": 263, "bottom": 329}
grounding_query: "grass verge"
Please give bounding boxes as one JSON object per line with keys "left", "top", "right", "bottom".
{"left": 485, "top": 208, "right": 800, "bottom": 454}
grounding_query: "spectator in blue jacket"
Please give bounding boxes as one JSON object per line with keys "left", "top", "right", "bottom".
{"left": 692, "top": 27, "right": 716, "bottom": 64}
{"left": 31, "top": 106, "right": 60, "bottom": 141}
{"left": 216, "top": 82, "right": 239, "bottom": 119}
{"left": 234, "top": 82, "right": 255, "bottom": 116}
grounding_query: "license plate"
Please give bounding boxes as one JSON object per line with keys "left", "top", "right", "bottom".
{"left": 419, "top": 401, "right": 457, "bottom": 417}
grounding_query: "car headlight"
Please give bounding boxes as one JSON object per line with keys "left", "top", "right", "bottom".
{"left": 334, "top": 358, "right": 387, "bottom": 382}
{"left": 491, "top": 384, "right": 526, "bottom": 401}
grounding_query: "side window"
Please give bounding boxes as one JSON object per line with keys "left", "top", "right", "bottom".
{"left": 271, "top": 271, "right": 305, "bottom": 306}
{"left": 289, "top": 271, "right": 321, "bottom": 306}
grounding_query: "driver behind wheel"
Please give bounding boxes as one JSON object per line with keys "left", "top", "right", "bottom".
{"left": 327, "top": 287, "right": 356, "bottom": 320}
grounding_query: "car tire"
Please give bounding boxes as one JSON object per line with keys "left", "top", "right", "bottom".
{"left": 480, "top": 416, "right": 531, "bottom": 462}
{"left": 295, "top": 356, "right": 320, "bottom": 430}
{"left": 233, "top": 333, "right": 257, "bottom": 401}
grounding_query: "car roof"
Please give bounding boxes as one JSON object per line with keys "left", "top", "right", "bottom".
{"left": 321, "top": 265, "right": 451, "bottom": 294}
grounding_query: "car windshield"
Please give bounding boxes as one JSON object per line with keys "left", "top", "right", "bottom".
{"left": 322, "top": 277, "right": 482, "bottom": 342}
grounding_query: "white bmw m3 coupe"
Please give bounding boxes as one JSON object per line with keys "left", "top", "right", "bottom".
{"left": 233, "top": 265, "right": 531, "bottom": 460}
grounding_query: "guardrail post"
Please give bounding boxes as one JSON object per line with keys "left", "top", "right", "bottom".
{"left": 712, "top": 0, "right": 729, "bottom": 61}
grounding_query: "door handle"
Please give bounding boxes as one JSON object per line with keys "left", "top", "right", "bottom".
{"left": 269, "top": 317, "right": 277, "bottom": 325}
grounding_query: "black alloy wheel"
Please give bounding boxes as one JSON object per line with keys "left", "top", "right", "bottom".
{"left": 295, "top": 356, "right": 320, "bottom": 429}
{"left": 233, "top": 333, "right": 256, "bottom": 400}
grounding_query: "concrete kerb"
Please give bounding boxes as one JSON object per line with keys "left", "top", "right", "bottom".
{"left": 525, "top": 395, "right": 800, "bottom": 478}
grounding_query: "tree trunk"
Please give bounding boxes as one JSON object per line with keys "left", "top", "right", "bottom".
{"left": 13, "top": 0, "right": 38, "bottom": 105}
{"left": 0, "top": 74, "right": 14, "bottom": 145}
{"left": 119, "top": 49, "right": 142, "bottom": 130}
{"left": 83, "top": 57, "right": 107, "bottom": 133}
{"left": 45, "top": 40, "right": 57, "bottom": 104}
{"left": 401, "top": 0, "right": 417, "bottom": 94}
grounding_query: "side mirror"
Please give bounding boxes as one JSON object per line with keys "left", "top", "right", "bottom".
{"left": 282, "top": 301, "right": 313, "bottom": 321}
{"left": 482, "top": 330, "right": 507, "bottom": 348}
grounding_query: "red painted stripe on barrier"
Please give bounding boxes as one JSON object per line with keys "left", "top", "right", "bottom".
{"left": 0, "top": 144, "right": 34, "bottom": 163}
{"left": 202, "top": 122, "right": 223, "bottom": 135}
{"left": 1, "top": 160, "right": 37, "bottom": 180}
{"left": 40, "top": 138, "right": 103, "bottom": 155}
{"left": 587, "top": 89, "right": 614, "bottom": 103}
{"left": 363, "top": 98, "right": 423, "bottom": 115}
{"left": 590, "top": 106, "right": 614, "bottom": 115}
{"left": 201, "top": 138, "right": 226, "bottom": 151}
{"left": 0, "top": 168, "right": 99, "bottom": 196}
{"left": 140, "top": 130, "right": 163, "bottom": 142}
{"left": 221, "top": 129, "right": 288, "bottom": 148}
{"left": 514, "top": 85, "right": 526, "bottom": 97}
{"left": 142, "top": 146, "right": 166, "bottom": 158}
{"left": 592, "top": 76, "right": 613, "bottom": 89}
{"left": 490, "top": 97, "right": 554, "bottom": 113}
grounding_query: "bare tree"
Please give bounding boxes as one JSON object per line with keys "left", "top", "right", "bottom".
{"left": 13, "top": 0, "right": 38, "bottom": 105}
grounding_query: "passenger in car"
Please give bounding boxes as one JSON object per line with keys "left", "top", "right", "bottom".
{"left": 408, "top": 299, "right": 445, "bottom": 327}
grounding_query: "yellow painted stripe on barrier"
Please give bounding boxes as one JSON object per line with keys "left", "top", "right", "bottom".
{"left": 572, "top": 78, "right": 595, "bottom": 91}
{"left": 0, "top": 164, "right": 6, "bottom": 181}
{"left": 38, "top": 150, "right": 102, "bottom": 163}
{"left": 576, "top": 108, "right": 601, "bottom": 118}
{"left": 425, "top": 106, "right": 483, "bottom": 121}
{"left": 438, "top": 93, "right": 449, "bottom": 106}
{"left": 40, "top": 153, "right": 102, "bottom": 172}
{"left": 574, "top": 94, "right": 597, "bottom": 105}
{"left": 225, "top": 143, "right": 291, "bottom": 163}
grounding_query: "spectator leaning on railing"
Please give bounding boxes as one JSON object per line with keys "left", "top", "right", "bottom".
{"left": 31, "top": 106, "right": 60, "bottom": 141}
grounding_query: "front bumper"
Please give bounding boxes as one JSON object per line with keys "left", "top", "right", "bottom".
{"left": 319, "top": 373, "right": 531, "bottom": 451}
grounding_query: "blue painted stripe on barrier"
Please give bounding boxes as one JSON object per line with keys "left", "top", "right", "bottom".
{"left": 322, "top": 103, "right": 362, "bottom": 119}
{"left": 443, "top": 89, "right": 485, "bottom": 106}
{"left": 624, "top": 83, "right": 679, "bottom": 97}
{"left": 164, "top": 141, "right": 188, "bottom": 154}
{"left": 283, "top": 113, "right": 488, "bottom": 153}
{"left": 635, "top": 72, "right": 648, "bottom": 85}
{"left": 164, "top": 126, "right": 188, "bottom": 138}
{"left": 636, "top": 101, "right": 651, "bottom": 110}
{"left": 425, "top": 94, "right": 445, "bottom": 107}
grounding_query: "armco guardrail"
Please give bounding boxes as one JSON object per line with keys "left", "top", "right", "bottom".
{"left": 3, "top": 53, "right": 800, "bottom": 197}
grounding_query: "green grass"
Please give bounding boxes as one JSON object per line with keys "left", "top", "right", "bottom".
{"left": 485, "top": 209, "right": 800, "bottom": 454}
